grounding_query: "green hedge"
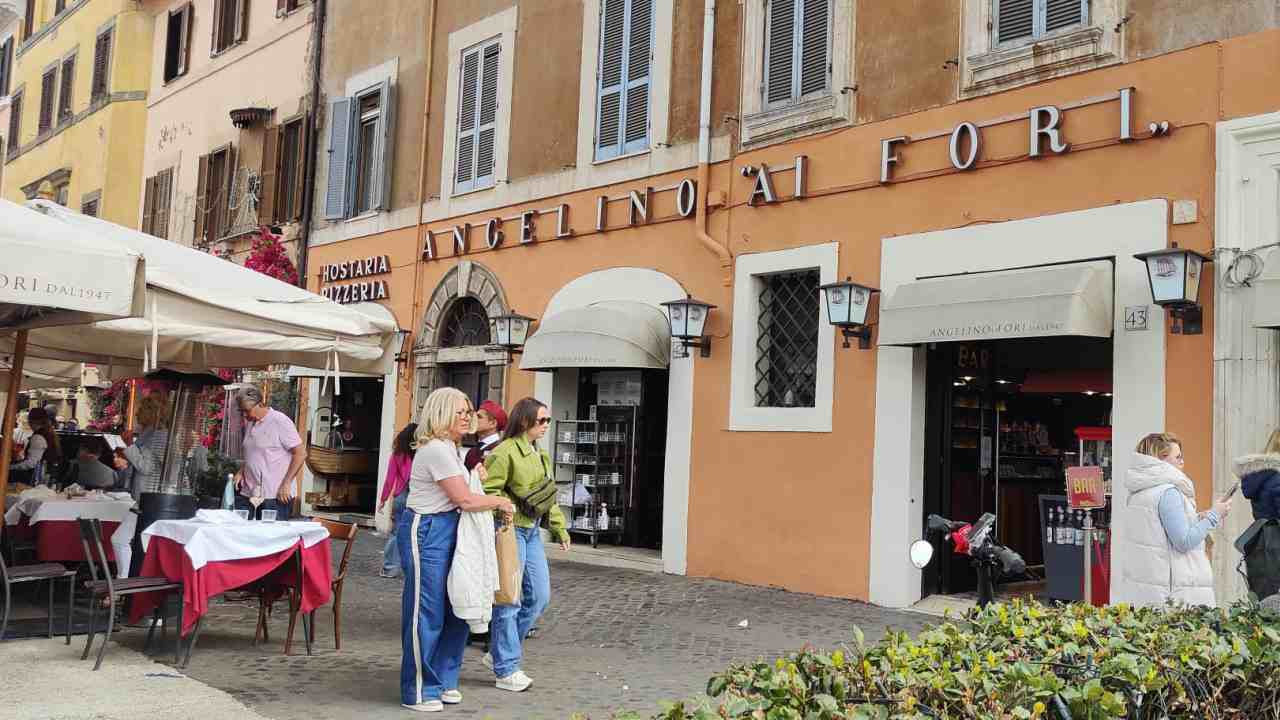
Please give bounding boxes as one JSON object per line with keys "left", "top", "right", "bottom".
{"left": 637, "top": 600, "right": 1280, "bottom": 720}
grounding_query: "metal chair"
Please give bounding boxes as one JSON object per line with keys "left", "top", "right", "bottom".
{"left": 77, "top": 518, "right": 185, "bottom": 670}
{"left": 0, "top": 546, "right": 75, "bottom": 643}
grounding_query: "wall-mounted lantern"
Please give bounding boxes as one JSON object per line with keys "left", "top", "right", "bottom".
{"left": 660, "top": 296, "right": 716, "bottom": 358}
{"left": 1133, "top": 244, "right": 1212, "bottom": 335}
{"left": 490, "top": 310, "right": 535, "bottom": 354}
{"left": 819, "top": 277, "right": 880, "bottom": 349}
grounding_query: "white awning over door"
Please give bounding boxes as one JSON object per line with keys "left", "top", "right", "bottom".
{"left": 519, "top": 301, "right": 671, "bottom": 371}
{"left": 877, "top": 260, "right": 1114, "bottom": 346}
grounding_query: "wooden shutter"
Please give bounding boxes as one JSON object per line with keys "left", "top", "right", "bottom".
{"left": 1044, "top": 0, "right": 1086, "bottom": 33}
{"left": 194, "top": 154, "right": 210, "bottom": 242}
{"left": 0, "top": 37, "right": 12, "bottom": 97}
{"left": 371, "top": 79, "right": 394, "bottom": 211}
{"left": 155, "top": 168, "right": 172, "bottom": 239}
{"left": 7, "top": 92, "right": 21, "bottom": 152}
{"left": 142, "top": 176, "right": 157, "bottom": 235}
{"left": 797, "top": 0, "right": 829, "bottom": 97}
{"left": 475, "top": 44, "right": 499, "bottom": 186}
{"left": 622, "top": 0, "right": 652, "bottom": 150}
{"left": 39, "top": 69, "right": 56, "bottom": 133}
{"left": 277, "top": 0, "right": 290, "bottom": 15}
{"left": 58, "top": 56, "right": 74, "bottom": 124}
{"left": 323, "top": 97, "right": 353, "bottom": 219}
{"left": 997, "top": 0, "right": 1035, "bottom": 44}
{"left": 92, "top": 30, "right": 112, "bottom": 100}
{"left": 22, "top": 0, "right": 34, "bottom": 40}
{"left": 234, "top": 0, "right": 249, "bottom": 43}
{"left": 212, "top": 0, "right": 225, "bottom": 52}
{"left": 177, "top": 4, "right": 193, "bottom": 76}
{"left": 223, "top": 146, "right": 238, "bottom": 233}
{"left": 764, "top": 0, "right": 796, "bottom": 105}
{"left": 454, "top": 46, "right": 481, "bottom": 191}
{"left": 260, "top": 125, "right": 281, "bottom": 223}
{"left": 595, "top": 0, "right": 652, "bottom": 160}
{"left": 291, "top": 115, "right": 309, "bottom": 221}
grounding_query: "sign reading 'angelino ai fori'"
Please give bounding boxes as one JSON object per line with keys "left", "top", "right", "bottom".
{"left": 320, "top": 255, "right": 390, "bottom": 304}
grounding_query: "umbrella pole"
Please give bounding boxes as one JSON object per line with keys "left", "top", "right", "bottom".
{"left": 0, "top": 330, "right": 29, "bottom": 505}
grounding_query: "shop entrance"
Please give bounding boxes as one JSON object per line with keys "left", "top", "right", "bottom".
{"left": 922, "top": 337, "right": 1113, "bottom": 598}
{"left": 306, "top": 376, "right": 385, "bottom": 515}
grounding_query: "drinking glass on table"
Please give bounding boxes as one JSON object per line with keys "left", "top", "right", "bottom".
{"left": 260, "top": 509, "right": 277, "bottom": 523}
{"left": 234, "top": 509, "right": 250, "bottom": 521}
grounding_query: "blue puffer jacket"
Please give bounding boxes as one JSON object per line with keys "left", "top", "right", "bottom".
{"left": 1233, "top": 453, "right": 1280, "bottom": 521}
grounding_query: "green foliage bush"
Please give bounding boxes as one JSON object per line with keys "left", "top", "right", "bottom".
{"left": 641, "top": 600, "right": 1280, "bottom": 720}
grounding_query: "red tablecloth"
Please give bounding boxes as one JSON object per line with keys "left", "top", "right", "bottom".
{"left": 36, "top": 518, "right": 121, "bottom": 563}
{"left": 130, "top": 536, "right": 332, "bottom": 636}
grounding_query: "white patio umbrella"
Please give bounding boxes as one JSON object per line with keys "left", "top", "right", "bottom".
{"left": 1, "top": 200, "right": 402, "bottom": 501}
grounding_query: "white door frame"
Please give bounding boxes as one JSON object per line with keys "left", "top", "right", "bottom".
{"left": 868, "top": 200, "right": 1169, "bottom": 608}
{"left": 531, "top": 267, "right": 692, "bottom": 575}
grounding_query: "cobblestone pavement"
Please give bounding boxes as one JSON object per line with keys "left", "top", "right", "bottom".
{"left": 116, "top": 533, "right": 929, "bottom": 720}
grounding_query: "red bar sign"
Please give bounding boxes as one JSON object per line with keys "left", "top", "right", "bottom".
{"left": 1067, "top": 466, "right": 1106, "bottom": 510}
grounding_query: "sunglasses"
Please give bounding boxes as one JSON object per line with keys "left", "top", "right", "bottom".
{"left": 535, "top": 417, "right": 552, "bottom": 426}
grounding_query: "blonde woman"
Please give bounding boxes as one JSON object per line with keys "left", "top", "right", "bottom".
{"left": 115, "top": 393, "right": 169, "bottom": 501}
{"left": 398, "top": 388, "right": 514, "bottom": 714}
{"left": 1115, "top": 432, "right": 1231, "bottom": 607}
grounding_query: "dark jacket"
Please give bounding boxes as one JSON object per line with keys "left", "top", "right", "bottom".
{"left": 1233, "top": 453, "right": 1280, "bottom": 521}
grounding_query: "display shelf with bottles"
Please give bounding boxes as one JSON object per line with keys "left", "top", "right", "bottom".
{"left": 553, "top": 407, "right": 636, "bottom": 548}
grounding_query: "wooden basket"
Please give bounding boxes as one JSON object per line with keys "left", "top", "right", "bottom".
{"left": 306, "top": 445, "right": 375, "bottom": 476}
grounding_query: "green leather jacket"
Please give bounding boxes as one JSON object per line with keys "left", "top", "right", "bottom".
{"left": 483, "top": 436, "right": 569, "bottom": 543}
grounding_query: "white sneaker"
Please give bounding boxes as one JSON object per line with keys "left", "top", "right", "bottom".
{"left": 481, "top": 652, "right": 493, "bottom": 670}
{"left": 496, "top": 670, "right": 533, "bottom": 692}
{"left": 441, "top": 690, "right": 462, "bottom": 705}
{"left": 400, "top": 700, "right": 444, "bottom": 712}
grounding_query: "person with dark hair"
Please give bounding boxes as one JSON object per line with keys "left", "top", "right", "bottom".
{"left": 481, "top": 397, "right": 569, "bottom": 693}
{"left": 464, "top": 400, "right": 507, "bottom": 472}
{"left": 68, "top": 435, "right": 116, "bottom": 489}
{"left": 379, "top": 422, "right": 418, "bottom": 579}
{"left": 11, "top": 407, "right": 62, "bottom": 485}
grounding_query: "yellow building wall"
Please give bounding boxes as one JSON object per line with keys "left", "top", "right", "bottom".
{"left": 1, "top": 0, "right": 152, "bottom": 227}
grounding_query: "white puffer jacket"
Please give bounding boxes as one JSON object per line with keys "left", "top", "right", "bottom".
{"left": 1113, "top": 452, "right": 1215, "bottom": 608}
{"left": 447, "top": 467, "right": 499, "bottom": 632}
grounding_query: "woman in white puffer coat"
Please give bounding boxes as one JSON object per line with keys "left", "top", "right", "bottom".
{"left": 1113, "top": 432, "right": 1231, "bottom": 608}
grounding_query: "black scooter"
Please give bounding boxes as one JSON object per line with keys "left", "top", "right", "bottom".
{"left": 910, "top": 512, "right": 1026, "bottom": 608}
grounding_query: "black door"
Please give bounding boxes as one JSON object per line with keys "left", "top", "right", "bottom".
{"left": 445, "top": 363, "right": 489, "bottom": 412}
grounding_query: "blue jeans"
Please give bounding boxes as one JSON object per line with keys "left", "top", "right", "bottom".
{"left": 490, "top": 526, "right": 551, "bottom": 678}
{"left": 398, "top": 510, "right": 468, "bottom": 706}
{"left": 381, "top": 491, "right": 408, "bottom": 576}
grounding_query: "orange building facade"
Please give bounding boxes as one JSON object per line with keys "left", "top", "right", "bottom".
{"left": 304, "top": 0, "right": 1280, "bottom": 609}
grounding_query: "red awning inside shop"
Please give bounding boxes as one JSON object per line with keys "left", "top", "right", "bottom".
{"left": 1020, "top": 369, "right": 1112, "bottom": 395}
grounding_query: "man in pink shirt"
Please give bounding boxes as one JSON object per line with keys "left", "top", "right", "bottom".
{"left": 233, "top": 387, "right": 306, "bottom": 520}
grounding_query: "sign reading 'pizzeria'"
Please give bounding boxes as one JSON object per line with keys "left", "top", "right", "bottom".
{"left": 320, "top": 255, "right": 391, "bottom": 304}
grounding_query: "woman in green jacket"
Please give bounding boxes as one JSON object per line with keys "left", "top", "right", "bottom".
{"left": 482, "top": 397, "right": 569, "bottom": 692}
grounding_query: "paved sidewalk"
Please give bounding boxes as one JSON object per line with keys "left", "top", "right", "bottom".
{"left": 0, "top": 637, "right": 272, "bottom": 720}
{"left": 103, "top": 533, "right": 928, "bottom": 720}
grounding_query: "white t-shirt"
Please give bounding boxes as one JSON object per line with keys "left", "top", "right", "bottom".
{"left": 407, "top": 438, "right": 466, "bottom": 515}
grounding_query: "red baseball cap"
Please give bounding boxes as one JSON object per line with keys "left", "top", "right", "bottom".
{"left": 478, "top": 400, "right": 507, "bottom": 432}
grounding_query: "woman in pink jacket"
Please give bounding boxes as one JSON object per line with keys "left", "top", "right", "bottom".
{"left": 379, "top": 423, "right": 417, "bottom": 579}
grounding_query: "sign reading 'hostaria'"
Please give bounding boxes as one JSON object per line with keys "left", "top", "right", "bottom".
{"left": 320, "top": 255, "right": 391, "bottom": 304}
{"left": 418, "top": 88, "right": 1162, "bottom": 262}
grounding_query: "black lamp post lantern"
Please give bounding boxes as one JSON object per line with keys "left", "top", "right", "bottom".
{"left": 660, "top": 296, "right": 716, "bottom": 358}
{"left": 819, "top": 277, "right": 880, "bottom": 349}
{"left": 490, "top": 310, "right": 535, "bottom": 353}
{"left": 1133, "top": 244, "right": 1212, "bottom": 335}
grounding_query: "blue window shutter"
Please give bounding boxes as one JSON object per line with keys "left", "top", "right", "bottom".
{"left": 764, "top": 0, "right": 796, "bottom": 106}
{"left": 595, "top": 0, "right": 627, "bottom": 160}
{"left": 372, "top": 79, "right": 395, "bottom": 211}
{"left": 474, "top": 42, "right": 500, "bottom": 187}
{"left": 621, "top": 0, "right": 653, "bottom": 154}
{"left": 797, "top": 0, "right": 830, "bottom": 98}
{"left": 454, "top": 45, "right": 482, "bottom": 193}
{"left": 324, "top": 96, "right": 353, "bottom": 219}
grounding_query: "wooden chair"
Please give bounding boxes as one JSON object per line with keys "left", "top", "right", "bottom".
{"left": 0, "top": 545, "right": 75, "bottom": 643}
{"left": 308, "top": 518, "right": 358, "bottom": 650}
{"left": 77, "top": 518, "right": 185, "bottom": 670}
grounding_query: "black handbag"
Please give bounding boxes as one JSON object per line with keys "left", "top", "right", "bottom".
{"left": 1236, "top": 519, "right": 1280, "bottom": 600}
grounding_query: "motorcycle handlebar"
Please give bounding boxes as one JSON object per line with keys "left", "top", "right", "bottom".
{"left": 926, "top": 514, "right": 967, "bottom": 535}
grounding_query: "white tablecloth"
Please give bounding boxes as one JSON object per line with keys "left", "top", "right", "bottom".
{"left": 5, "top": 496, "right": 136, "bottom": 579}
{"left": 142, "top": 519, "right": 330, "bottom": 571}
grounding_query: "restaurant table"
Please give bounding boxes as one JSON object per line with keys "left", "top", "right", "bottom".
{"left": 130, "top": 514, "right": 333, "bottom": 638}
{"left": 4, "top": 494, "right": 136, "bottom": 577}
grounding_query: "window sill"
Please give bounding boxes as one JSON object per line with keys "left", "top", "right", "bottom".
{"left": 741, "top": 93, "right": 846, "bottom": 148}
{"left": 592, "top": 148, "right": 651, "bottom": 166}
{"left": 450, "top": 183, "right": 497, "bottom": 200}
{"left": 210, "top": 41, "right": 247, "bottom": 60}
{"left": 345, "top": 211, "right": 383, "bottom": 224}
{"left": 964, "top": 25, "right": 1115, "bottom": 96}
{"left": 162, "top": 72, "right": 189, "bottom": 87}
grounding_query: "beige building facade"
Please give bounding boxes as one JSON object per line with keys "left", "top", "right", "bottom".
{"left": 139, "top": 0, "right": 315, "bottom": 265}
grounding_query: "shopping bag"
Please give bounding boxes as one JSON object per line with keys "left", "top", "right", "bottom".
{"left": 494, "top": 519, "right": 523, "bottom": 606}
{"left": 374, "top": 496, "right": 394, "bottom": 536}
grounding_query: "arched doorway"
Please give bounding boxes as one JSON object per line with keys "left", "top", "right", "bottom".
{"left": 414, "top": 261, "right": 511, "bottom": 415}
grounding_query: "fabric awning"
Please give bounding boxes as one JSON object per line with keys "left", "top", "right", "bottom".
{"left": 877, "top": 260, "right": 1114, "bottom": 346}
{"left": 0, "top": 198, "right": 146, "bottom": 330}
{"left": 519, "top": 301, "right": 671, "bottom": 371}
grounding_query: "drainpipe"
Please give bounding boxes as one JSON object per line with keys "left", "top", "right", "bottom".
{"left": 296, "top": 0, "right": 327, "bottom": 289}
{"left": 696, "top": 0, "right": 731, "bottom": 285}
{"left": 405, "top": 0, "right": 439, "bottom": 412}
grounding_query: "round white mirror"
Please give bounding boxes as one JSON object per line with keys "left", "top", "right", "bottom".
{"left": 909, "top": 539, "right": 934, "bottom": 569}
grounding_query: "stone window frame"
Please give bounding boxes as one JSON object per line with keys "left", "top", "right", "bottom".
{"left": 413, "top": 260, "right": 511, "bottom": 415}
{"left": 960, "top": 0, "right": 1125, "bottom": 99}
{"left": 739, "top": 0, "right": 855, "bottom": 149}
